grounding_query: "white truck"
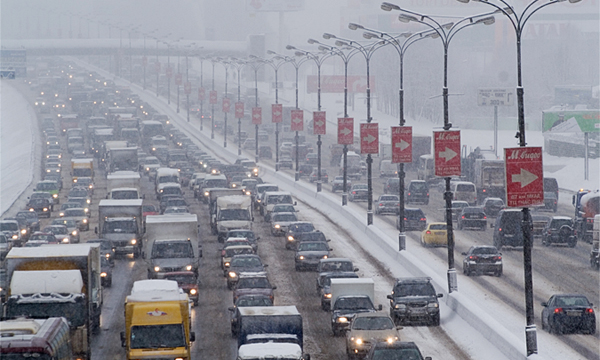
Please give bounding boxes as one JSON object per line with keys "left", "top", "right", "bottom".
{"left": 144, "top": 214, "right": 201, "bottom": 279}
{"left": 97, "top": 199, "right": 144, "bottom": 257}
{"left": 214, "top": 195, "right": 253, "bottom": 242}
{"left": 107, "top": 146, "right": 139, "bottom": 173}
{"left": 4, "top": 244, "right": 102, "bottom": 360}
{"left": 107, "top": 171, "right": 142, "bottom": 200}
{"left": 155, "top": 167, "right": 181, "bottom": 193}
{"left": 329, "top": 278, "right": 380, "bottom": 336}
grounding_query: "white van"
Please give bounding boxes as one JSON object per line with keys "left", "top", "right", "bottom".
{"left": 452, "top": 181, "right": 477, "bottom": 205}
{"left": 379, "top": 160, "right": 397, "bottom": 178}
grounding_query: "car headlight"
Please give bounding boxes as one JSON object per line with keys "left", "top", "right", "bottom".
{"left": 84, "top": 208, "right": 89, "bottom": 213}
{"left": 228, "top": 271, "right": 237, "bottom": 278}
{"left": 253, "top": 168, "right": 258, "bottom": 173}
{"left": 190, "top": 289, "right": 197, "bottom": 295}
{"left": 86, "top": 199, "right": 91, "bottom": 204}
{"left": 100, "top": 272, "right": 107, "bottom": 277}
{"left": 394, "top": 303, "right": 406, "bottom": 310}
{"left": 72, "top": 230, "right": 78, "bottom": 236}
{"left": 83, "top": 219, "right": 88, "bottom": 223}
{"left": 62, "top": 238, "right": 69, "bottom": 243}
{"left": 232, "top": 184, "right": 236, "bottom": 188}
{"left": 274, "top": 224, "right": 280, "bottom": 229}
{"left": 337, "top": 317, "right": 348, "bottom": 323}
{"left": 43, "top": 208, "right": 48, "bottom": 212}
{"left": 185, "top": 265, "right": 192, "bottom": 271}
{"left": 105, "top": 253, "right": 111, "bottom": 259}
{"left": 29, "top": 208, "right": 35, "bottom": 212}
{"left": 21, "top": 229, "right": 27, "bottom": 234}
{"left": 288, "top": 236, "right": 294, "bottom": 241}
{"left": 224, "top": 262, "right": 230, "bottom": 267}
{"left": 324, "top": 293, "right": 332, "bottom": 299}
{"left": 204, "top": 192, "right": 209, "bottom": 197}
{"left": 12, "top": 235, "right": 18, "bottom": 240}
{"left": 354, "top": 338, "right": 363, "bottom": 345}
{"left": 154, "top": 266, "right": 160, "bottom": 272}
{"left": 298, "top": 255, "right": 305, "bottom": 260}
{"left": 386, "top": 337, "right": 398, "bottom": 343}
{"left": 89, "top": 184, "right": 93, "bottom": 189}
{"left": 73, "top": 179, "right": 78, "bottom": 183}
{"left": 427, "top": 302, "right": 439, "bottom": 309}
{"left": 146, "top": 167, "right": 150, "bottom": 171}
{"left": 130, "top": 239, "right": 137, "bottom": 245}
{"left": 323, "top": 255, "right": 328, "bottom": 259}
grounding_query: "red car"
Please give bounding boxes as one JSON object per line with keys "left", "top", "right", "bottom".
{"left": 142, "top": 204, "right": 158, "bottom": 220}
{"left": 163, "top": 271, "right": 199, "bottom": 306}
{"left": 232, "top": 274, "right": 276, "bottom": 304}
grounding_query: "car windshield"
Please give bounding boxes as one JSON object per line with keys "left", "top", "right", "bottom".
{"left": 151, "top": 242, "right": 194, "bottom": 259}
{"left": 47, "top": 226, "right": 67, "bottom": 235}
{"left": 553, "top": 296, "right": 590, "bottom": 307}
{"left": 143, "top": 205, "right": 157, "bottom": 212}
{"left": 292, "top": 223, "right": 314, "bottom": 232}
{"left": 218, "top": 209, "right": 251, "bottom": 221}
{"left": 456, "top": 184, "right": 475, "bottom": 191}
{"left": 228, "top": 231, "right": 255, "bottom": 241}
{"left": 471, "top": 247, "right": 499, "bottom": 255}
{"left": 273, "top": 214, "right": 297, "bottom": 222}
{"left": 104, "top": 220, "right": 137, "bottom": 233}
{"left": 335, "top": 297, "right": 374, "bottom": 310}
{"left": 380, "top": 196, "right": 398, "bottom": 201}
{"left": 550, "top": 219, "right": 572, "bottom": 229}
{"left": 372, "top": 348, "right": 423, "bottom": 360}
{"left": 225, "top": 247, "right": 253, "bottom": 257}
{"left": 236, "top": 297, "right": 273, "bottom": 307}
{"left": 130, "top": 324, "right": 186, "bottom": 349}
{"left": 298, "top": 242, "right": 329, "bottom": 251}
{"left": 164, "top": 274, "right": 196, "bottom": 285}
{"left": 269, "top": 195, "right": 293, "bottom": 204}
{"left": 65, "top": 209, "right": 85, "bottom": 217}
{"left": 69, "top": 190, "right": 88, "bottom": 197}
{"left": 29, "top": 199, "right": 48, "bottom": 205}
{"left": 410, "top": 182, "right": 428, "bottom": 191}
{"left": 323, "top": 274, "right": 358, "bottom": 286}
{"left": 273, "top": 205, "right": 294, "bottom": 212}
{"left": 352, "top": 316, "right": 395, "bottom": 330}
{"left": 236, "top": 277, "right": 271, "bottom": 289}
{"left": 37, "top": 182, "right": 58, "bottom": 191}
{"left": 429, "top": 224, "right": 447, "bottom": 231}
{"left": 0, "top": 235, "right": 8, "bottom": 244}
{"left": 0, "top": 223, "right": 18, "bottom": 231}
{"left": 30, "top": 234, "right": 53, "bottom": 241}
{"left": 354, "top": 185, "right": 368, "bottom": 190}
{"left": 231, "top": 257, "right": 262, "bottom": 268}
{"left": 321, "top": 261, "right": 353, "bottom": 272}
{"left": 393, "top": 283, "right": 436, "bottom": 297}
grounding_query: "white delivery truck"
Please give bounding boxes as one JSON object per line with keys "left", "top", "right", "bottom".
{"left": 213, "top": 195, "right": 253, "bottom": 242}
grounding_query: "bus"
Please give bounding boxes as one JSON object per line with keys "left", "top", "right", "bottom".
{"left": 417, "top": 154, "right": 435, "bottom": 184}
{"left": 0, "top": 317, "right": 73, "bottom": 360}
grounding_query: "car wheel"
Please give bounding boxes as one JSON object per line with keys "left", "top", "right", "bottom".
{"left": 431, "top": 314, "right": 440, "bottom": 326}
{"left": 568, "top": 240, "right": 577, "bottom": 248}
{"left": 106, "top": 278, "right": 112, "bottom": 288}
{"left": 495, "top": 269, "right": 502, "bottom": 277}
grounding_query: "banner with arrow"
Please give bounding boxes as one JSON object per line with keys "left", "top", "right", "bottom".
{"left": 360, "top": 123, "right": 379, "bottom": 154}
{"left": 272, "top": 104, "right": 283, "bottom": 123}
{"left": 313, "top": 111, "right": 326, "bottom": 135}
{"left": 291, "top": 109, "right": 303, "bottom": 131}
{"left": 504, "top": 146, "right": 544, "bottom": 208}
{"left": 338, "top": 118, "right": 354, "bottom": 145}
{"left": 434, "top": 130, "right": 461, "bottom": 177}
{"left": 392, "top": 126, "right": 412, "bottom": 163}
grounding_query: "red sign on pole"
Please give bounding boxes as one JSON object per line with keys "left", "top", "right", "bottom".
{"left": 155, "top": 62, "right": 161, "bottom": 72}
{"left": 313, "top": 111, "right": 326, "bottom": 135}
{"left": 360, "top": 123, "right": 379, "bottom": 154}
{"left": 290, "top": 110, "right": 303, "bottom": 131}
{"left": 175, "top": 73, "right": 182, "bottom": 86}
{"left": 222, "top": 98, "right": 231, "bottom": 113}
{"left": 209, "top": 90, "right": 217, "bottom": 105}
{"left": 198, "top": 87, "right": 205, "bottom": 101}
{"left": 166, "top": 66, "right": 173, "bottom": 78}
{"left": 434, "top": 130, "right": 461, "bottom": 177}
{"left": 252, "top": 107, "right": 262, "bottom": 125}
{"left": 504, "top": 147, "right": 544, "bottom": 208}
{"left": 391, "top": 126, "right": 412, "bottom": 163}
{"left": 184, "top": 82, "right": 191, "bottom": 95}
{"left": 272, "top": 104, "right": 283, "bottom": 123}
{"left": 338, "top": 118, "right": 354, "bottom": 145}
{"left": 235, "top": 102, "right": 244, "bottom": 118}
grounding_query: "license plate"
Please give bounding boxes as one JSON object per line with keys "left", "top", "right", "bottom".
{"left": 567, "top": 311, "right": 581, "bottom": 317}
{"left": 435, "top": 232, "right": 445, "bottom": 236}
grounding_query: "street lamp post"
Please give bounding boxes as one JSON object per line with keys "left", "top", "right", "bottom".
{"left": 230, "top": 59, "right": 246, "bottom": 156}
{"left": 177, "top": 50, "right": 181, "bottom": 113}
{"left": 382, "top": 2, "right": 497, "bottom": 292}
{"left": 287, "top": 46, "right": 334, "bottom": 193}
{"left": 456, "top": 0, "right": 581, "bottom": 355}
{"left": 211, "top": 59, "right": 216, "bottom": 140}
{"left": 167, "top": 42, "right": 171, "bottom": 104}
{"left": 154, "top": 37, "right": 160, "bottom": 96}
{"left": 246, "top": 58, "right": 263, "bottom": 164}
{"left": 217, "top": 59, "right": 230, "bottom": 148}
{"left": 352, "top": 22, "right": 436, "bottom": 250}
{"left": 199, "top": 57, "right": 205, "bottom": 131}
{"left": 323, "top": 33, "right": 386, "bottom": 225}
{"left": 263, "top": 53, "right": 289, "bottom": 171}
{"left": 308, "top": 39, "right": 362, "bottom": 206}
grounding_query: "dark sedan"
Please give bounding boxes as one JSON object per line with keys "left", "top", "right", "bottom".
{"left": 232, "top": 274, "right": 276, "bottom": 303}
{"left": 295, "top": 241, "right": 332, "bottom": 271}
{"left": 462, "top": 245, "right": 502, "bottom": 276}
{"left": 285, "top": 222, "right": 316, "bottom": 250}
{"left": 375, "top": 195, "right": 399, "bottom": 215}
{"left": 349, "top": 184, "right": 368, "bottom": 202}
{"left": 399, "top": 208, "right": 427, "bottom": 231}
{"left": 26, "top": 198, "right": 52, "bottom": 218}
{"left": 541, "top": 294, "right": 596, "bottom": 335}
{"left": 457, "top": 207, "right": 487, "bottom": 231}
{"left": 228, "top": 295, "right": 273, "bottom": 336}
{"left": 226, "top": 254, "right": 267, "bottom": 289}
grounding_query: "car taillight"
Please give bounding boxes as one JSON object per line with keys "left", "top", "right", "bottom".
{"left": 461, "top": 215, "right": 465, "bottom": 219}
{"left": 426, "top": 230, "right": 431, "bottom": 234}
{"left": 495, "top": 256, "right": 502, "bottom": 260}
{"left": 379, "top": 203, "right": 384, "bottom": 206}
{"left": 352, "top": 191, "right": 356, "bottom": 194}
{"left": 407, "top": 192, "right": 411, "bottom": 196}
{"left": 498, "top": 227, "right": 502, "bottom": 232}
{"left": 586, "top": 308, "right": 594, "bottom": 314}
{"left": 554, "top": 308, "right": 563, "bottom": 314}
{"left": 483, "top": 189, "right": 486, "bottom": 192}
{"left": 420, "top": 218, "right": 426, "bottom": 221}
{"left": 483, "top": 216, "right": 487, "bottom": 219}
{"left": 469, "top": 255, "right": 479, "bottom": 260}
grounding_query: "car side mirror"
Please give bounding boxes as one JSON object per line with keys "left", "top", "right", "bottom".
{"left": 263, "top": 264, "right": 268, "bottom": 268}
{"left": 541, "top": 302, "right": 548, "bottom": 307}
{"left": 378, "top": 304, "right": 383, "bottom": 311}
{"left": 396, "top": 325, "right": 403, "bottom": 330}
{"left": 94, "top": 227, "right": 98, "bottom": 234}
{"left": 326, "top": 239, "right": 331, "bottom": 242}
{"left": 272, "top": 286, "right": 277, "bottom": 290}
{"left": 120, "top": 332, "right": 126, "bottom": 347}
{"left": 190, "top": 331, "right": 196, "bottom": 342}
{"left": 329, "top": 248, "right": 333, "bottom": 251}
{"left": 461, "top": 252, "right": 467, "bottom": 255}
{"left": 387, "top": 294, "right": 393, "bottom": 300}
{"left": 304, "top": 355, "right": 311, "bottom": 360}
{"left": 437, "top": 294, "right": 443, "bottom": 298}
{"left": 425, "top": 357, "right": 432, "bottom": 360}
{"left": 256, "top": 236, "right": 260, "bottom": 241}
{"left": 142, "top": 252, "right": 146, "bottom": 259}
{"left": 228, "top": 307, "right": 235, "bottom": 312}
{"left": 294, "top": 201, "right": 297, "bottom": 205}
{"left": 353, "top": 267, "right": 359, "bottom": 272}
{"left": 490, "top": 223, "right": 494, "bottom": 228}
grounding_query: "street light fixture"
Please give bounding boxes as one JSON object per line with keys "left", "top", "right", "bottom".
{"left": 229, "top": 58, "right": 246, "bottom": 156}
{"left": 382, "top": 3, "right": 498, "bottom": 293}
{"left": 351, "top": 22, "right": 443, "bottom": 250}
{"left": 322, "top": 33, "right": 386, "bottom": 225}
{"left": 216, "top": 58, "right": 231, "bottom": 148}
{"left": 262, "top": 54, "right": 289, "bottom": 170}
{"left": 246, "top": 56, "right": 263, "bottom": 163}
{"left": 456, "top": 0, "right": 581, "bottom": 355}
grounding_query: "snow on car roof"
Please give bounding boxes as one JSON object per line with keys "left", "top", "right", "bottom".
{"left": 237, "top": 343, "right": 302, "bottom": 359}
{"left": 98, "top": 199, "right": 143, "bottom": 207}
{"left": 7, "top": 243, "right": 98, "bottom": 258}
{"left": 145, "top": 214, "right": 198, "bottom": 224}
{"left": 11, "top": 270, "right": 84, "bottom": 295}
{"left": 238, "top": 305, "right": 299, "bottom": 316}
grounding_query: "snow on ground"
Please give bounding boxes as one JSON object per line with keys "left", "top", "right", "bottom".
{"left": 0, "top": 80, "right": 40, "bottom": 217}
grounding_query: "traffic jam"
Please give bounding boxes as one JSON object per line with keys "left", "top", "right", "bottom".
{"left": 1, "top": 25, "right": 598, "bottom": 360}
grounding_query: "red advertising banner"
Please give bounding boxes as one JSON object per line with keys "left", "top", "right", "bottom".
{"left": 272, "top": 104, "right": 283, "bottom": 123}
{"left": 307, "top": 75, "right": 376, "bottom": 94}
{"left": 291, "top": 109, "right": 303, "bottom": 131}
{"left": 198, "top": 87, "right": 205, "bottom": 101}
{"left": 252, "top": 107, "right": 262, "bottom": 125}
{"left": 338, "top": 118, "right": 354, "bottom": 145}
{"left": 184, "top": 81, "right": 191, "bottom": 95}
{"left": 313, "top": 111, "right": 326, "bottom": 135}
{"left": 209, "top": 90, "right": 217, "bottom": 105}
{"left": 166, "top": 66, "right": 173, "bottom": 78}
{"left": 434, "top": 130, "right": 461, "bottom": 177}
{"left": 504, "top": 147, "right": 544, "bottom": 208}
{"left": 360, "top": 123, "right": 379, "bottom": 154}
{"left": 235, "top": 102, "right": 244, "bottom": 118}
{"left": 391, "top": 126, "right": 412, "bottom": 163}
{"left": 222, "top": 98, "right": 231, "bottom": 113}
{"left": 175, "top": 73, "right": 182, "bottom": 85}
